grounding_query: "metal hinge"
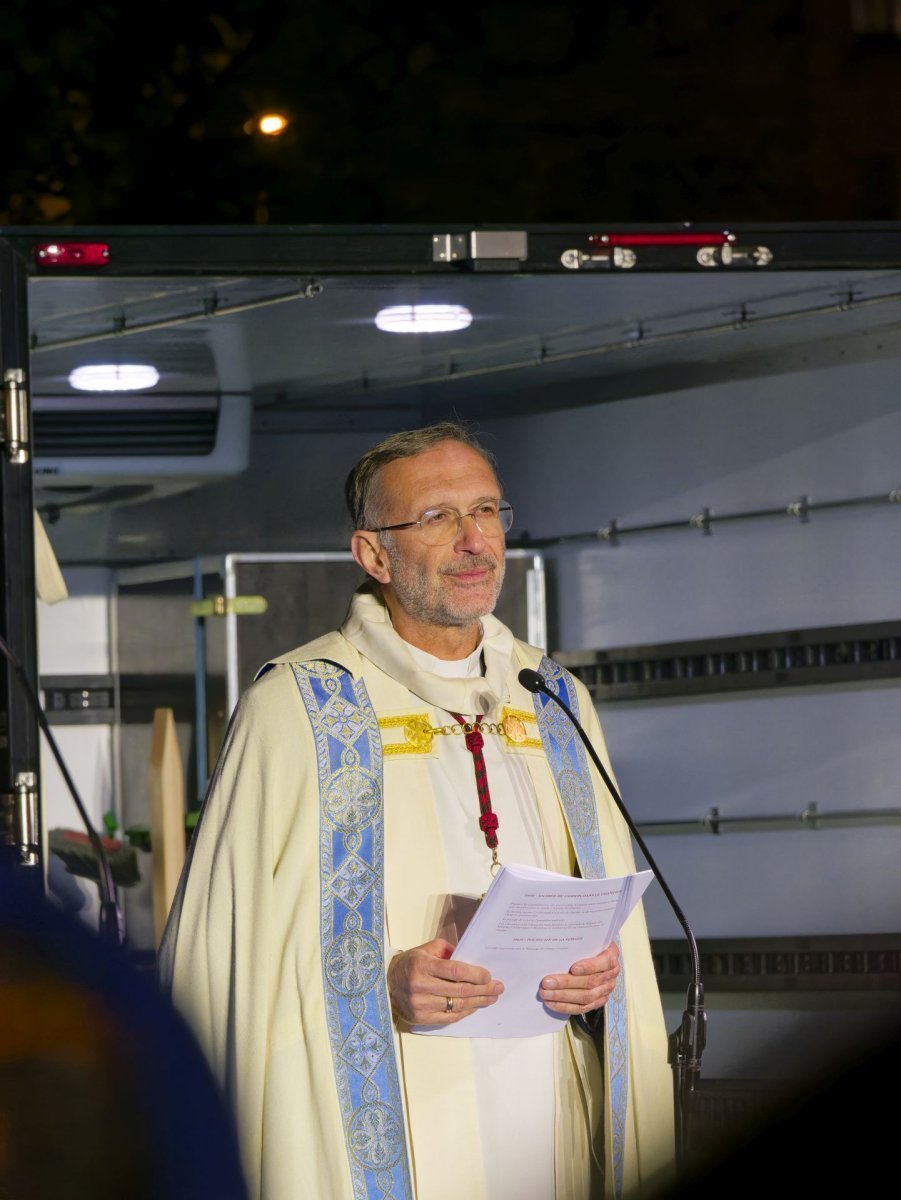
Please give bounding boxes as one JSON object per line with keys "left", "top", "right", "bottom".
{"left": 432, "top": 231, "right": 528, "bottom": 269}
{"left": 1, "top": 368, "right": 30, "bottom": 464}
{"left": 190, "top": 595, "right": 268, "bottom": 617}
{"left": 1, "top": 772, "right": 40, "bottom": 866}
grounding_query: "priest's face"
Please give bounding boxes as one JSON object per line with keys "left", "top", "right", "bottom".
{"left": 366, "top": 441, "right": 506, "bottom": 640}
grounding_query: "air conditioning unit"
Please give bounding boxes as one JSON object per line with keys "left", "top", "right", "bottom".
{"left": 32, "top": 394, "right": 251, "bottom": 516}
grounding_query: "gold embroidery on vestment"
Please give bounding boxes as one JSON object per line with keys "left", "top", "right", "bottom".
{"left": 378, "top": 706, "right": 542, "bottom": 755}
{"left": 378, "top": 713, "right": 434, "bottom": 756}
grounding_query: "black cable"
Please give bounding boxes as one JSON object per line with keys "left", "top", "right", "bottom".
{"left": 0, "top": 632, "right": 122, "bottom": 944}
{"left": 518, "top": 667, "right": 700, "bottom": 983}
{"left": 518, "top": 665, "right": 706, "bottom": 1170}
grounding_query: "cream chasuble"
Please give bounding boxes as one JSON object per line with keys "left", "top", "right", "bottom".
{"left": 159, "top": 588, "right": 675, "bottom": 1200}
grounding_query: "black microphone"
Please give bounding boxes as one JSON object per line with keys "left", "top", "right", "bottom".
{"left": 519, "top": 665, "right": 705, "bottom": 1170}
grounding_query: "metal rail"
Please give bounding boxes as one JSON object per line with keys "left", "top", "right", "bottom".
{"left": 527, "top": 487, "right": 901, "bottom": 550}
{"left": 637, "top": 802, "right": 901, "bottom": 836}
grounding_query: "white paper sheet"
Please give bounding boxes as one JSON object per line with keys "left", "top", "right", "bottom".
{"left": 414, "top": 863, "right": 654, "bottom": 1038}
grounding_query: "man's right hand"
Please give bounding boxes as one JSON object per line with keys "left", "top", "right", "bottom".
{"left": 387, "top": 938, "right": 504, "bottom": 1026}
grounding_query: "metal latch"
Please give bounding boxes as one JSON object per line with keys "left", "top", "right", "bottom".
{"left": 1, "top": 772, "right": 40, "bottom": 866}
{"left": 697, "top": 244, "right": 773, "bottom": 268}
{"left": 1, "top": 368, "right": 29, "bottom": 464}
{"left": 432, "top": 231, "right": 528, "bottom": 268}
{"left": 190, "top": 595, "right": 268, "bottom": 617}
{"left": 561, "top": 247, "right": 637, "bottom": 270}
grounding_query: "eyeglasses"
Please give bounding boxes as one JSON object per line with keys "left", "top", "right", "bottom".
{"left": 371, "top": 500, "right": 513, "bottom": 546}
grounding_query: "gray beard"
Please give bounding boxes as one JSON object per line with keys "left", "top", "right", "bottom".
{"left": 386, "top": 551, "right": 505, "bottom": 628}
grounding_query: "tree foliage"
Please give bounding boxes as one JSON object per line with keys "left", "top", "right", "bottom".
{"left": 1, "top": 1, "right": 899, "bottom": 225}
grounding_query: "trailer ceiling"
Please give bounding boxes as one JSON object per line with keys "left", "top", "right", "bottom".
{"left": 26, "top": 256, "right": 901, "bottom": 427}
{"left": 11, "top": 223, "right": 901, "bottom": 561}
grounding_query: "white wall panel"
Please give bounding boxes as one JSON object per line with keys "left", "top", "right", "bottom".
{"left": 485, "top": 360, "right": 901, "bottom": 940}
{"left": 36, "top": 568, "right": 115, "bottom": 926}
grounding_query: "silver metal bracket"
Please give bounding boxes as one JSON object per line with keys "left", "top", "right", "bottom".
{"left": 697, "top": 243, "right": 774, "bottom": 268}
{"left": 690, "top": 507, "right": 713, "bottom": 535}
{"left": 1, "top": 772, "right": 40, "bottom": 866}
{"left": 597, "top": 518, "right": 620, "bottom": 545}
{"left": 1, "top": 368, "right": 30, "bottom": 464}
{"left": 800, "top": 802, "right": 819, "bottom": 830}
{"left": 703, "top": 806, "right": 722, "bottom": 835}
{"left": 787, "top": 495, "right": 811, "bottom": 523}
{"left": 432, "top": 231, "right": 528, "bottom": 267}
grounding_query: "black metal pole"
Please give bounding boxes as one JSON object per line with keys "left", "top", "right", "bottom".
{"left": 0, "top": 238, "right": 42, "bottom": 889}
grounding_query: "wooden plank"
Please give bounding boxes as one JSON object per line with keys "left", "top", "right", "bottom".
{"left": 148, "top": 707, "right": 186, "bottom": 946}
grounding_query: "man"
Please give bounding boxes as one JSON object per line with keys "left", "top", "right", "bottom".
{"left": 159, "top": 422, "right": 674, "bottom": 1200}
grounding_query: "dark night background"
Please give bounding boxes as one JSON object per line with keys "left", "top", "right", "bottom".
{"left": 2, "top": 0, "right": 901, "bottom": 226}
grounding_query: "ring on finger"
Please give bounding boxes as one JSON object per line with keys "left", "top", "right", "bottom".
{"left": 445, "top": 997, "right": 454, "bottom": 1014}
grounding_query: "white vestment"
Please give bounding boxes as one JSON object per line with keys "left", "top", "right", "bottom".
{"left": 158, "top": 589, "right": 675, "bottom": 1200}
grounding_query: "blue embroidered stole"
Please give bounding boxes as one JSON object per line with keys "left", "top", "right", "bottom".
{"left": 293, "top": 654, "right": 628, "bottom": 1200}
{"left": 531, "top": 656, "right": 630, "bottom": 1200}
{"left": 292, "top": 661, "right": 413, "bottom": 1200}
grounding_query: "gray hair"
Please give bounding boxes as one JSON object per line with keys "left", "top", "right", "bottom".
{"left": 344, "top": 421, "right": 498, "bottom": 529}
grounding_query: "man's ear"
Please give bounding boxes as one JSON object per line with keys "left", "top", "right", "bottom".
{"left": 351, "top": 530, "right": 392, "bottom": 584}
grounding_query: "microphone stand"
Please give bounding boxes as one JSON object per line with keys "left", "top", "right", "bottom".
{"left": 518, "top": 668, "right": 706, "bottom": 1174}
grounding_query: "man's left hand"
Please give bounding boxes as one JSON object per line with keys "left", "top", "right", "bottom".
{"left": 538, "top": 943, "right": 620, "bottom": 1015}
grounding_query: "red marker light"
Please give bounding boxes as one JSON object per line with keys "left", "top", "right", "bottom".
{"left": 590, "top": 232, "right": 732, "bottom": 247}
{"left": 34, "top": 242, "right": 111, "bottom": 267}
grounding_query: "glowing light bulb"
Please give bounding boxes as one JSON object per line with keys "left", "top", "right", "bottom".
{"left": 374, "top": 305, "right": 473, "bottom": 334}
{"left": 68, "top": 364, "right": 160, "bottom": 392}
